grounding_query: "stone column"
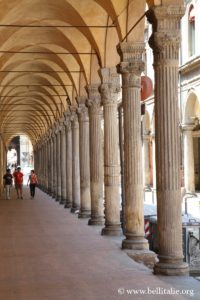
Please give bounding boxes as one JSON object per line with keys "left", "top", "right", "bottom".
{"left": 143, "top": 134, "right": 151, "bottom": 188}
{"left": 71, "top": 107, "right": 81, "bottom": 212}
{"left": 55, "top": 123, "right": 62, "bottom": 202}
{"left": 49, "top": 132, "right": 53, "bottom": 196}
{"left": 77, "top": 96, "right": 91, "bottom": 218}
{"left": 64, "top": 112, "right": 73, "bottom": 208}
{"left": 147, "top": 5, "right": 188, "bottom": 275}
{"left": 60, "top": 120, "right": 67, "bottom": 204}
{"left": 182, "top": 124, "right": 195, "bottom": 193}
{"left": 117, "top": 42, "right": 148, "bottom": 250}
{"left": 100, "top": 68, "right": 122, "bottom": 236}
{"left": 86, "top": 84, "right": 104, "bottom": 225}
{"left": 52, "top": 128, "right": 57, "bottom": 198}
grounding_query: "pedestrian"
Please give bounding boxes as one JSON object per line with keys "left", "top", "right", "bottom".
{"left": 13, "top": 166, "right": 24, "bottom": 199}
{"left": 27, "top": 170, "right": 38, "bottom": 198}
{"left": 3, "top": 168, "right": 13, "bottom": 200}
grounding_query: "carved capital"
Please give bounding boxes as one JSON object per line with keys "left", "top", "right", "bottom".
{"left": 147, "top": 5, "right": 185, "bottom": 60}
{"left": 76, "top": 95, "right": 87, "bottom": 105}
{"left": 70, "top": 106, "right": 79, "bottom": 128}
{"left": 77, "top": 103, "right": 89, "bottom": 122}
{"left": 64, "top": 111, "right": 72, "bottom": 131}
{"left": 99, "top": 68, "right": 121, "bottom": 106}
{"left": 85, "top": 84, "right": 102, "bottom": 115}
{"left": 117, "top": 42, "right": 145, "bottom": 75}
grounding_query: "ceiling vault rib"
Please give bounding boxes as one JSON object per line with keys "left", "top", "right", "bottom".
{"left": 0, "top": 24, "right": 116, "bottom": 28}
{"left": 0, "top": 51, "right": 96, "bottom": 55}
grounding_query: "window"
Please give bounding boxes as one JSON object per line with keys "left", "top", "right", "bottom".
{"left": 188, "top": 4, "right": 195, "bottom": 57}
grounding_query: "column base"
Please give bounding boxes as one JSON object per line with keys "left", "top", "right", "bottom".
{"left": 64, "top": 201, "right": 72, "bottom": 208}
{"left": 59, "top": 198, "right": 66, "bottom": 205}
{"left": 122, "top": 234, "right": 149, "bottom": 250}
{"left": 101, "top": 225, "right": 123, "bottom": 236}
{"left": 88, "top": 216, "right": 104, "bottom": 226}
{"left": 71, "top": 206, "right": 80, "bottom": 213}
{"left": 154, "top": 260, "right": 189, "bottom": 276}
{"left": 56, "top": 196, "right": 61, "bottom": 202}
{"left": 78, "top": 209, "right": 91, "bottom": 219}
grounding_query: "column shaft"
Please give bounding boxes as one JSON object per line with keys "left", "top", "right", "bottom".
{"left": 77, "top": 97, "right": 91, "bottom": 218}
{"left": 86, "top": 84, "right": 104, "bottom": 225}
{"left": 147, "top": 5, "right": 188, "bottom": 275}
{"left": 60, "top": 124, "right": 67, "bottom": 204}
{"left": 100, "top": 68, "right": 122, "bottom": 236}
{"left": 182, "top": 125, "right": 195, "bottom": 193}
{"left": 117, "top": 42, "right": 148, "bottom": 249}
{"left": 56, "top": 125, "right": 62, "bottom": 202}
{"left": 64, "top": 113, "right": 73, "bottom": 208}
{"left": 71, "top": 108, "right": 81, "bottom": 212}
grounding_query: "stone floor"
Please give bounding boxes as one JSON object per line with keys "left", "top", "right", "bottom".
{"left": 0, "top": 187, "right": 200, "bottom": 300}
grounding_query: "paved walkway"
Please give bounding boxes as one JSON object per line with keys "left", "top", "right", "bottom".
{"left": 0, "top": 187, "right": 199, "bottom": 300}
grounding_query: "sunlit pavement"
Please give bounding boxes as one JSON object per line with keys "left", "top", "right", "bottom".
{"left": 0, "top": 188, "right": 200, "bottom": 300}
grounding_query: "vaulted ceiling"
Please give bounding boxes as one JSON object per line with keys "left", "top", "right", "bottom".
{"left": 0, "top": 0, "right": 182, "bottom": 145}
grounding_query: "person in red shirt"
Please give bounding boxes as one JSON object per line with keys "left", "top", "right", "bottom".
{"left": 13, "top": 166, "right": 24, "bottom": 199}
{"left": 27, "top": 170, "right": 38, "bottom": 198}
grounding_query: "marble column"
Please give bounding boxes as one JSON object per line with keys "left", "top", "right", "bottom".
{"left": 100, "top": 68, "right": 122, "bottom": 236}
{"left": 52, "top": 128, "right": 57, "bottom": 198}
{"left": 147, "top": 5, "right": 189, "bottom": 275}
{"left": 143, "top": 134, "right": 151, "bottom": 188}
{"left": 60, "top": 120, "right": 67, "bottom": 204}
{"left": 64, "top": 112, "right": 73, "bottom": 208}
{"left": 117, "top": 42, "right": 148, "bottom": 250}
{"left": 86, "top": 84, "right": 104, "bottom": 225}
{"left": 55, "top": 123, "right": 62, "bottom": 202}
{"left": 77, "top": 96, "right": 91, "bottom": 218}
{"left": 182, "top": 124, "right": 195, "bottom": 193}
{"left": 71, "top": 107, "right": 81, "bottom": 213}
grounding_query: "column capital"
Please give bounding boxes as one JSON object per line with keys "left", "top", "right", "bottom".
{"left": 64, "top": 111, "right": 72, "bottom": 131}
{"left": 117, "top": 42, "right": 145, "bottom": 75}
{"left": 85, "top": 84, "right": 102, "bottom": 115}
{"left": 181, "top": 124, "right": 195, "bottom": 132}
{"left": 70, "top": 105, "right": 79, "bottom": 128}
{"left": 146, "top": 5, "right": 185, "bottom": 59}
{"left": 77, "top": 104, "right": 89, "bottom": 122}
{"left": 99, "top": 67, "right": 121, "bottom": 106}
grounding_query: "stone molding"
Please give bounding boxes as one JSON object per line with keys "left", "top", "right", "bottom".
{"left": 86, "top": 84, "right": 102, "bottom": 115}
{"left": 99, "top": 68, "right": 121, "bottom": 106}
{"left": 146, "top": 5, "right": 185, "bottom": 60}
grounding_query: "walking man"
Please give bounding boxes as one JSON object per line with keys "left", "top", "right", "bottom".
{"left": 3, "top": 168, "right": 13, "bottom": 199}
{"left": 13, "top": 166, "right": 24, "bottom": 199}
{"left": 27, "top": 170, "right": 38, "bottom": 198}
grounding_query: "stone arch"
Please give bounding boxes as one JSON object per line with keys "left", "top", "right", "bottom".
{"left": 184, "top": 90, "right": 200, "bottom": 124}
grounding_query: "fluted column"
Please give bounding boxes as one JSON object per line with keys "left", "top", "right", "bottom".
{"left": 60, "top": 120, "right": 67, "bottom": 204}
{"left": 52, "top": 129, "right": 57, "bottom": 198}
{"left": 117, "top": 42, "right": 148, "bottom": 250}
{"left": 55, "top": 123, "right": 62, "bottom": 202}
{"left": 64, "top": 112, "right": 73, "bottom": 208}
{"left": 86, "top": 84, "right": 104, "bottom": 225}
{"left": 143, "top": 134, "right": 151, "bottom": 188}
{"left": 49, "top": 132, "right": 54, "bottom": 196}
{"left": 77, "top": 96, "right": 91, "bottom": 218}
{"left": 182, "top": 124, "right": 195, "bottom": 193}
{"left": 147, "top": 5, "right": 188, "bottom": 275}
{"left": 71, "top": 107, "right": 81, "bottom": 213}
{"left": 100, "top": 68, "right": 122, "bottom": 236}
